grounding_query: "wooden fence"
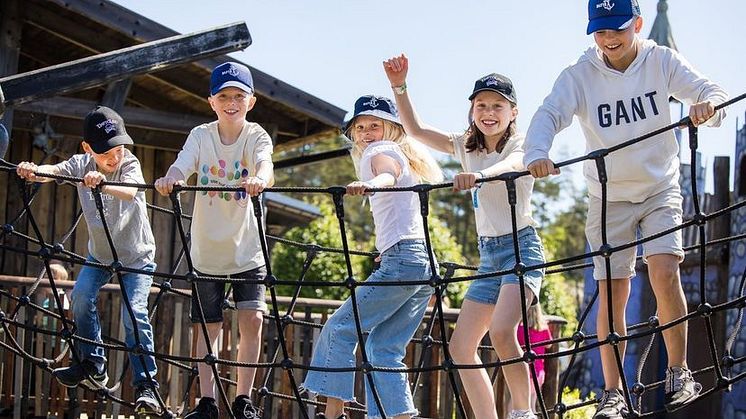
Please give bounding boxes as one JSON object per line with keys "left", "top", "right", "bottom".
{"left": 0, "top": 275, "right": 566, "bottom": 418}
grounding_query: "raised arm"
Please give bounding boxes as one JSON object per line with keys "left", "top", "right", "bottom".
{"left": 383, "top": 54, "right": 454, "bottom": 155}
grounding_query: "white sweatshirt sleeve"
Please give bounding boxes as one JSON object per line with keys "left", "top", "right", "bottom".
{"left": 666, "top": 48, "right": 728, "bottom": 127}
{"left": 523, "top": 67, "right": 582, "bottom": 166}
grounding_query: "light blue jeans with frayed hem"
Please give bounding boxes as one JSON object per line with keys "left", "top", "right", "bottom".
{"left": 301, "top": 239, "right": 434, "bottom": 418}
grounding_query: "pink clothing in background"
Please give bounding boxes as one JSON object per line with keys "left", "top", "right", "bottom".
{"left": 517, "top": 326, "right": 552, "bottom": 386}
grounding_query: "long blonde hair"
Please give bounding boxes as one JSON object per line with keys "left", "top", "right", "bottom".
{"left": 525, "top": 303, "right": 549, "bottom": 331}
{"left": 348, "top": 118, "right": 443, "bottom": 183}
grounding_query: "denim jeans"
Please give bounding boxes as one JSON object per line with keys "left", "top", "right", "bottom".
{"left": 464, "top": 226, "right": 545, "bottom": 305}
{"left": 302, "top": 240, "right": 434, "bottom": 419}
{"left": 71, "top": 256, "right": 158, "bottom": 387}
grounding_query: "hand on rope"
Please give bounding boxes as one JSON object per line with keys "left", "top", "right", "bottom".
{"left": 689, "top": 100, "right": 716, "bottom": 126}
{"left": 154, "top": 176, "right": 185, "bottom": 196}
{"left": 527, "top": 158, "right": 561, "bottom": 179}
{"left": 241, "top": 176, "right": 268, "bottom": 197}
{"left": 452, "top": 171, "right": 482, "bottom": 191}
{"left": 346, "top": 180, "right": 375, "bottom": 196}
{"left": 82, "top": 171, "right": 107, "bottom": 189}
{"left": 15, "top": 161, "right": 39, "bottom": 182}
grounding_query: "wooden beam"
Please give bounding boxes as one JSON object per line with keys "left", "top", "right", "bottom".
{"left": 15, "top": 97, "right": 305, "bottom": 143}
{"left": 100, "top": 78, "right": 133, "bottom": 110}
{"left": 273, "top": 128, "right": 341, "bottom": 153}
{"left": 0, "top": 22, "right": 252, "bottom": 106}
{"left": 274, "top": 146, "right": 351, "bottom": 170}
{"left": 12, "top": 111, "right": 188, "bottom": 151}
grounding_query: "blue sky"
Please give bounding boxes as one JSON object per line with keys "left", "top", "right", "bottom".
{"left": 114, "top": 0, "right": 746, "bottom": 191}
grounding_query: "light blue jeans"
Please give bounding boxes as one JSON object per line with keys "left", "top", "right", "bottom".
{"left": 71, "top": 256, "right": 158, "bottom": 387}
{"left": 302, "top": 240, "right": 434, "bottom": 419}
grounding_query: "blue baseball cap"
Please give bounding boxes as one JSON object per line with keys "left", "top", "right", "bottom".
{"left": 344, "top": 95, "right": 401, "bottom": 131}
{"left": 587, "top": 0, "right": 641, "bottom": 35}
{"left": 468, "top": 73, "right": 517, "bottom": 104}
{"left": 210, "top": 62, "right": 254, "bottom": 96}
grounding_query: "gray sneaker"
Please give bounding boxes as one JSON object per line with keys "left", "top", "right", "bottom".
{"left": 593, "top": 389, "right": 629, "bottom": 419}
{"left": 665, "top": 366, "right": 702, "bottom": 411}
{"left": 507, "top": 410, "right": 537, "bottom": 419}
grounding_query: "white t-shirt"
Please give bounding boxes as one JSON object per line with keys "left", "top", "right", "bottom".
{"left": 360, "top": 141, "right": 424, "bottom": 253}
{"left": 452, "top": 132, "right": 536, "bottom": 237}
{"left": 524, "top": 39, "right": 728, "bottom": 203}
{"left": 170, "top": 120, "right": 273, "bottom": 275}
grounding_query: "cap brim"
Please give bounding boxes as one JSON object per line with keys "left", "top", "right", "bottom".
{"left": 210, "top": 81, "right": 253, "bottom": 96}
{"left": 89, "top": 134, "right": 133, "bottom": 154}
{"left": 343, "top": 110, "right": 402, "bottom": 131}
{"left": 587, "top": 15, "right": 634, "bottom": 34}
{"left": 468, "top": 88, "right": 516, "bottom": 104}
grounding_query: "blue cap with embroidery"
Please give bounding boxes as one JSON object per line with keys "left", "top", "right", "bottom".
{"left": 344, "top": 95, "right": 401, "bottom": 131}
{"left": 210, "top": 62, "right": 254, "bottom": 96}
{"left": 468, "top": 73, "right": 517, "bottom": 103}
{"left": 587, "top": 0, "right": 641, "bottom": 35}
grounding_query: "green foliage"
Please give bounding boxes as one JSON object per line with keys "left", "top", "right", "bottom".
{"left": 271, "top": 197, "right": 467, "bottom": 304}
{"left": 561, "top": 387, "right": 597, "bottom": 419}
{"left": 271, "top": 198, "right": 369, "bottom": 301}
{"left": 426, "top": 215, "right": 466, "bottom": 307}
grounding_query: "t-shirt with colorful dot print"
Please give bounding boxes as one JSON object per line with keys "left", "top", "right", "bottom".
{"left": 170, "top": 120, "right": 273, "bottom": 275}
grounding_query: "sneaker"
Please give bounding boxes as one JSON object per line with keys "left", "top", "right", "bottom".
{"left": 135, "top": 384, "right": 162, "bottom": 414}
{"left": 232, "top": 395, "right": 260, "bottom": 419}
{"left": 507, "top": 410, "right": 537, "bottom": 419}
{"left": 593, "top": 389, "right": 629, "bottom": 419}
{"left": 53, "top": 360, "right": 108, "bottom": 389}
{"left": 665, "top": 366, "right": 702, "bottom": 411}
{"left": 183, "top": 397, "right": 219, "bottom": 419}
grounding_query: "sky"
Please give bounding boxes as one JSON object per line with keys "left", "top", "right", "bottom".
{"left": 114, "top": 0, "right": 746, "bottom": 192}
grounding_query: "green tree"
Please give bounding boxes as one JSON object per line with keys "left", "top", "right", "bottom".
{"left": 271, "top": 198, "right": 370, "bottom": 301}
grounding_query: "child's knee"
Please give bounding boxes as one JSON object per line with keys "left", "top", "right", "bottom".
{"left": 239, "top": 310, "right": 263, "bottom": 332}
{"left": 449, "top": 339, "right": 474, "bottom": 363}
{"left": 489, "top": 324, "right": 517, "bottom": 348}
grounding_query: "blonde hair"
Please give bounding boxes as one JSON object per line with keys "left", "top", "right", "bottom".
{"left": 526, "top": 303, "right": 548, "bottom": 331}
{"left": 348, "top": 118, "right": 443, "bottom": 183}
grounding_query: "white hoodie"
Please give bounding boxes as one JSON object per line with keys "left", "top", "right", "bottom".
{"left": 524, "top": 39, "right": 727, "bottom": 203}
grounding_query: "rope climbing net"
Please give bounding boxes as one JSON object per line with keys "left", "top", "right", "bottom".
{"left": 0, "top": 93, "right": 745, "bottom": 418}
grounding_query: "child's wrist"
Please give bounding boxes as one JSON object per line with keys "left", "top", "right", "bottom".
{"left": 391, "top": 82, "right": 407, "bottom": 95}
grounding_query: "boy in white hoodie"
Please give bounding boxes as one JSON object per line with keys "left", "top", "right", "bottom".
{"left": 523, "top": 1, "right": 727, "bottom": 418}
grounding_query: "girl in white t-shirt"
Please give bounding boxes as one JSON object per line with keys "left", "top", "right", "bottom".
{"left": 384, "top": 54, "right": 545, "bottom": 419}
{"left": 302, "top": 95, "right": 442, "bottom": 419}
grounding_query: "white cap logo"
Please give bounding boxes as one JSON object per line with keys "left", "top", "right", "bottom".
{"left": 596, "top": 0, "right": 615, "bottom": 11}
{"left": 363, "top": 97, "right": 379, "bottom": 108}
{"left": 485, "top": 77, "right": 499, "bottom": 86}
{"left": 222, "top": 65, "right": 240, "bottom": 77}
{"left": 96, "top": 119, "right": 118, "bottom": 134}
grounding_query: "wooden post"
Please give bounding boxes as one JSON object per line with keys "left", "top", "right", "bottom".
{"left": 0, "top": 0, "right": 21, "bottom": 128}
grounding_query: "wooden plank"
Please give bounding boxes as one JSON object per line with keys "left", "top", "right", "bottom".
{"left": 1, "top": 22, "right": 252, "bottom": 106}
{"left": 100, "top": 78, "right": 133, "bottom": 111}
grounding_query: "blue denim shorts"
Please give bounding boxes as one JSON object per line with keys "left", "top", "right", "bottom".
{"left": 464, "top": 226, "right": 545, "bottom": 305}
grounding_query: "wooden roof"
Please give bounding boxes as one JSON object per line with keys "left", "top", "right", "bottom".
{"left": 8, "top": 0, "right": 346, "bottom": 153}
